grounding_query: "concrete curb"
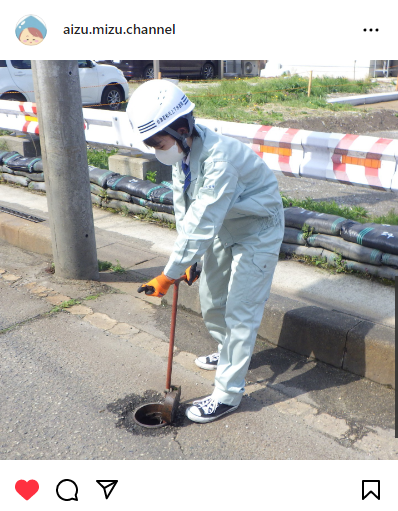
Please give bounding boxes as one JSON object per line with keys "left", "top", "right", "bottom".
{"left": 0, "top": 212, "right": 52, "bottom": 256}
{"left": 162, "top": 283, "right": 395, "bottom": 389}
{"left": 0, "top": 212, "right": 395, "bottom": 389}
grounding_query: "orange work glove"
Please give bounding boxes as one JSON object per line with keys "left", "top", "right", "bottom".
{"left": 137, "top": 272, "right": 175, "bottom": 297}
{"left": 182, "top": 263, "right": 201, "bottom": 286}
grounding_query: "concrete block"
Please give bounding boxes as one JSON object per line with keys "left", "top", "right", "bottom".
{"left": 83, "top": 312, "right": 118, "bottom": 330}
{"left": 46, "top": 294, "right": 71, "bottom": 305}
{"left": 29, "top": 285, "right": 52, "bottom": 295}
{"left": 108, "top": 154, "right": 172, "bottom": 183}
{"left": 343, "top": 321, "right": 395, "bottom": 388}
{"left": 2, "top": 273, "right": 22, "bottom": 282}
{"left": 0, "top": 135, "right": 41, "bottom": 157}
{"left": 67, "top": 305, "right": 93, "bottom": 315}
{"left": 258, "top": 293, "right": 361, "bottom": 369}
{"left": 0, "top": 213, "right": 52, "bottom": 256}
{"left": 18, "top": 221, "right": 52, "bottom": 256}
{"left": 0, "top": 213, "right": 25, "bottom": 247}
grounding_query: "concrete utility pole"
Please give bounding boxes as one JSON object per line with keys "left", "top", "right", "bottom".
{"left": 32, "top": 60, "right": 99, "bottom": 281}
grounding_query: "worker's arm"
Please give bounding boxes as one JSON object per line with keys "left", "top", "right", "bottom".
{"left": 164, "top": 160, "right": 239, "bottom": 279}
{"left": 171, "top": 165, "right": 187, "bottom": 235}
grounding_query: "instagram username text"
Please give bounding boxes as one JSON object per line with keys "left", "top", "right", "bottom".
{"left": 63, "top": 24, "right": 176, "bottom": 35}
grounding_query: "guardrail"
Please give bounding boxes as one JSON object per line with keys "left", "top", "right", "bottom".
{"left": 1, "top": 99, "right": 398, "bottom": 192}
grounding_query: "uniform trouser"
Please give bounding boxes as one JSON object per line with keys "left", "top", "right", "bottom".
{"left": 199, "top": 216, "right": 284, "bottom": 406}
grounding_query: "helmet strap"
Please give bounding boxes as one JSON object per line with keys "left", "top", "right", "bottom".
{"left": 164, "top": 113, "right": 195, "bottom": 154}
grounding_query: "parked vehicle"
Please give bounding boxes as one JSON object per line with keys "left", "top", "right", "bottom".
{"left": 0, "top": 60, "right": 129, "bottom": 110}
{"left": 95, "top": 60, "right": 218, "bottom": 80}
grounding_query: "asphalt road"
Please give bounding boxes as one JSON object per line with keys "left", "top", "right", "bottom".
{"left": 0, "top": 238, "right": 396, "bottom": 460}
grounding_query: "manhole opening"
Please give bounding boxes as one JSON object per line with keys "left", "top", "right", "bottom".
{"left": 133, "top": 403, "right": 167, "bottom": 428}
{"left": 107, "top": 390, "right": 187, "bottom": 437}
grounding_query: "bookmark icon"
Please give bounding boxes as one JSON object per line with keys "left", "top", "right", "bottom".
{"left": 362, "top": 480, "right": 380, "bottom": 500}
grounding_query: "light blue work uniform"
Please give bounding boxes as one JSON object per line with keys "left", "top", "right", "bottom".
{"left": 164, "top": 124, "right": 284, "bottom": 406}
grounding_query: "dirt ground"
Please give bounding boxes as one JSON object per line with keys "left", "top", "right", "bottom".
{"left": 273, "top": 81, "right": 398, "bottom": 134}
{"left": 275, "top": 109, "right": 398, "bottom": 135}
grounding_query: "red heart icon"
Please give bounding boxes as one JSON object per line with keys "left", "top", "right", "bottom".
{"left": 15, "top": 480, "right": 39, "bottom": 500}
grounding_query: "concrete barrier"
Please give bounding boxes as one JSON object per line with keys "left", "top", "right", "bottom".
{"left": 108, "top": 153, "right": 172, "bottom": 183}
{"left": 2, "top": 99, "right": 398, "bottom": 193}
{"left": 0, "top": 134, "right": 40, "bottom": 157}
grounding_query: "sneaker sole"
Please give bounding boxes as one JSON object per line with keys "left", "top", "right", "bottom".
{"left": 194, "top": 358, "right": 218, "bottom": 370}
{"left": 185, "top": 405, "right": 238, "bottom": 423}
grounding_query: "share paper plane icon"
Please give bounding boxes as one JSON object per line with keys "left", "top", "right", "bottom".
{"left": 96, "top": 480, "right": 118, "bottom": 500}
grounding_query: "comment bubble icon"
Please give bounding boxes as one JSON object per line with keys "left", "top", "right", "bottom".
{"left": 56, "top": 479, "right": 79, "bottom": 501}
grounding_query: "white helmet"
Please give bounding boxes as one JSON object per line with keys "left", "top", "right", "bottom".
{"left": 127, "top": 79, "right": 195, "bottom": 152}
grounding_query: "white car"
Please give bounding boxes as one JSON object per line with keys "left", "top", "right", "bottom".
{"left": 0, "top": 60, "right": 129, "bottom": 110}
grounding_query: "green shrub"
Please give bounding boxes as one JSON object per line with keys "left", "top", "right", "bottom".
{"left": 87, "top": 148, "right": 118, "bottom": 169}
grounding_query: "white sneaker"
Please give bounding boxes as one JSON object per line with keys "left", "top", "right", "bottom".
{"left": 194, "top": 352, "right": 219, "bottom": 370}
{"left": 185, "top": 396, "right": 239, "bottom": 423}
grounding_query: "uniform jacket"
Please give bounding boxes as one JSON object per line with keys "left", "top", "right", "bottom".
{"left": 164, "top": 124, "right": 284, "bottom": 279}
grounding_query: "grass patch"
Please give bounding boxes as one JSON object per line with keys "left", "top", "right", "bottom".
{"left": 186, "top": 75, "right": 377, "bottom": 123}
{"left": 133, "top": 208, "right": 176, "bottom": 229}
{"left": 50, "top": 298, "right": 81, "bottom": 313}
{"left": 302, "top": 223, "right": 315, "bottom": 240}
{"left": 111, "top": 260, "right": 126, "bottom": 273}
{"left": 282, "top": 193, "right": 398, "bottom": 225}
{"left": 98, "top": 260, "right": 113, "bottom": 271}
{"left": 84, "top": 294, "right": 101, "bottom": 300}
{"left": 284, "top": 251, "right": 394, "bottom": 285}
{"left": 369, "top": 208, "right": 398, "bottom": 225}
{"left": 87, "top": 147, "right": 118, "bottom": 169}
{"left": 61, "top": 299, "right": 81, "bottom": 308}
{"left": 281, "top": 194, "right": 369, "bottom": 222}
{"left": 146, "top": 170, "right": 157, "bottom": 183}
{"left": 98, "top": 259, "right": 126, "bottom": 273}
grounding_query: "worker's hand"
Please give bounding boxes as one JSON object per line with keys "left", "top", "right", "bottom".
{"left": 137, "top": 272, "right": 175, "bottom": 297}
{"left": 182, "top": 263, "right": 201, "bottom": 286}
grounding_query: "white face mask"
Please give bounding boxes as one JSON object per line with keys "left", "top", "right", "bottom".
{"left": 155, "top": 141, "right": 185, "bottom": 166}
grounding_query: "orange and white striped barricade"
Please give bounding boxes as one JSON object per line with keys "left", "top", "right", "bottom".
{"left": 203, "top": 121, "right": 303, "bottom": 176}
{"left": 390, "top": 144, "right": 398, "bottom": 193}
{"left": 0, "top": 100, "right": 89, "bottom": 137}
{"left": 250, "top": 125, "right": 303, "bottom": 177}
{"left": 0, "top": 99, "right": 39, "bottom": 134}
{"left": 301, "top": 130, "right": 398, "bottom": 191}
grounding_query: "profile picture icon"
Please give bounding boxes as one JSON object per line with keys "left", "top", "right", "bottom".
{"left": 16, "top": 15, "right": 47, "bottom": 46}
